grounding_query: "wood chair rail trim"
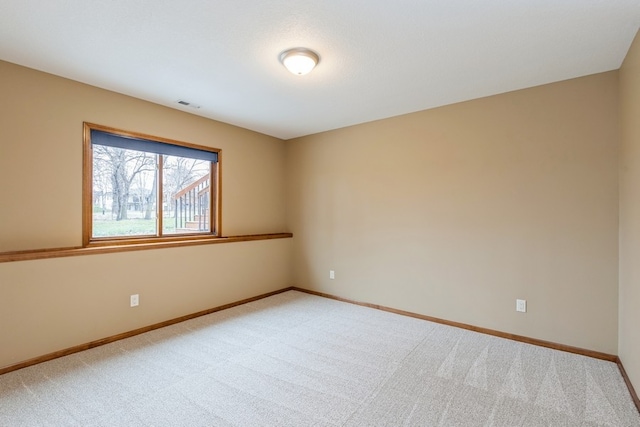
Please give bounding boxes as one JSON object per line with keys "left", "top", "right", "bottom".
{"left": 0, "top": 233, "right": 293, "bottom": 263}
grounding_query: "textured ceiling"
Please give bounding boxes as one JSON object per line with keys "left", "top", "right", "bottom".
{"left": 0, "top": 1, "right": 639, "bottom": 140}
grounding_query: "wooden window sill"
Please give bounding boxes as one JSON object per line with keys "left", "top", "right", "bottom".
{"left": 0, "top": 233, "right": 292, "bottom": 263}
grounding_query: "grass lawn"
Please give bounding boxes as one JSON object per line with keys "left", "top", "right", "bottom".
{"left": 93, "top": 218, "right": 156, "bottom": 237}
{"left": 93, "top": 217, "right": 179, "bottom": 237}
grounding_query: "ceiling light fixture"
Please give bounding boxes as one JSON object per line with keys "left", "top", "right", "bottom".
{"left": 279, "top": 48, "right": 320, "bottom": 76}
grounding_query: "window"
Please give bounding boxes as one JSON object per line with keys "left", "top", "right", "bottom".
{"left": 83, "top": 123, "right": 220, "bottom": 246}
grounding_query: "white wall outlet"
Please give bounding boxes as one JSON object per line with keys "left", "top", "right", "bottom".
{"left": 329, "top": 270, "right": 335, "bottom": 280}
{"left": 516, "top": 299, "right": 526, "bottom": 313}
{"left": 130, "top": 294, "right": 139, "bottom": 307}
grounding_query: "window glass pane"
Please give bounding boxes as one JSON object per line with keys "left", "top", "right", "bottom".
{"left": 92, "top": 145, "right": 158, "bottom": 238}
{"left": 162, "top": 155, "right": 211, "bottom": 235}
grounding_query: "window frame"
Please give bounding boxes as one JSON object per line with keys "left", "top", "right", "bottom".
{"left": 82, "top": 122, "right": 221, "bottom": 247}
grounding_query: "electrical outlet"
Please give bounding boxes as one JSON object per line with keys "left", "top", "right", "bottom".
{"left": 516, "top": 299, "right": 526, "bottom": 313}
{"left": 329, "top": 270, "right": 335, "bottom": 280}
{"left": 130, "top": 294, "right": 139, "bottom": 307}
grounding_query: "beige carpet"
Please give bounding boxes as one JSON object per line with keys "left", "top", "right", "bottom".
{"left": 0, "top": 290, "right": 638, "bottom": 426}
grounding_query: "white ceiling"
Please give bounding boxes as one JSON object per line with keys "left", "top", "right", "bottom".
{"left": 1, "top": 1, "right": 639, "bottom": 140}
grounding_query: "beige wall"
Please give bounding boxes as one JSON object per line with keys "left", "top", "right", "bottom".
{"left": 0, "top": 61, "right": 291, "bottom": 369}
{"left": 619, "top": 30, "right": 640, "bottom": 393}
{"left": 0, "top": 60, "right": 287, "bottom": 252}
{"left": 0, "top": 53, "right": 630, "bottom": 375}
{"left": 0, "top": 240, "right": 290, "bottom": 368}
{"left": 287, "top": 72, "right": 620, "bottom": 354}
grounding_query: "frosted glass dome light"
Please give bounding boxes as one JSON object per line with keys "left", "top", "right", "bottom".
{"left": 279, "top": 48, "right": 320, "bottom": 76}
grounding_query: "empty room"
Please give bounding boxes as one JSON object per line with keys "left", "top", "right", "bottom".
{"left": 1, "top": 1, "right": 640, "bottom": 425}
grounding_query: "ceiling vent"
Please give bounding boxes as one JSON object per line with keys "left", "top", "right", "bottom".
{"left": 177, "top": 100, "right": 201, "bottom": 109}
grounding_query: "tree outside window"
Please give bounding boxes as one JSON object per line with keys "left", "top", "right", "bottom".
{"left": 83, "top": 123, "right": 220, "bottom": 245}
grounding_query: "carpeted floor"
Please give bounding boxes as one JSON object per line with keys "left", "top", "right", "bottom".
{"left": 0, "top": 290, "right": 638, "bottom": 426}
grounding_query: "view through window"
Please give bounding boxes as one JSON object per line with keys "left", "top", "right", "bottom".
{"left": 84, "top": 124, "right": 219, "bottom": 244}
